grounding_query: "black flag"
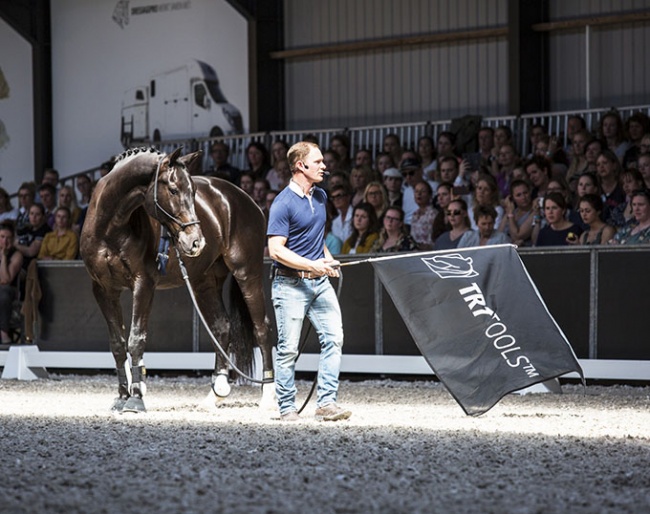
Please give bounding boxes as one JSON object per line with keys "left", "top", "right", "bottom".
{"left": 371, "top": 245, "right": 584, "bottom": 416}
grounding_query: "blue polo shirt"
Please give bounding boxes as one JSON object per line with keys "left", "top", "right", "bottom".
{"left": 267, "top": 181, "right": 327, "bottom": 267}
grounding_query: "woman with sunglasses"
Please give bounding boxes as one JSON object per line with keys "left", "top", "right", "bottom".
{"left": 609, "top": 189, "right": 650, "bottom": 245}
{"left": 370, "top": 206, "right": 419, "bottom": 253}
{"left": 433, "top": 198, "right": 471, "bottom": 251}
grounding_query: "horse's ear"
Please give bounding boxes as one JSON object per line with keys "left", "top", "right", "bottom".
{"left": 167, "top": 147, "right": 184, "bottom": 165}
{"left": 178, "top": 150, "right": 204, "bottom": 176}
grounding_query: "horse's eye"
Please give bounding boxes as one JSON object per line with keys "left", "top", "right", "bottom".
{"left": 169, "top": 188, "right": 179, "bottom": 196}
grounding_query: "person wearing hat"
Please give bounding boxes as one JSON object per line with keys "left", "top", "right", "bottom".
{"left": 382, "top": 167, "right": 403, "bottom": 208}
{"left": 400, "top": 157, "right": 426, "bottom": 226}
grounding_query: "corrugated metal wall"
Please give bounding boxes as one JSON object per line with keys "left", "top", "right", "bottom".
{"left": 548, "top": 0, "right": 650, "bottom": 111}
{"left": 283, "top": 0, "right": 508, "bottom": 129}
{"left": 281, "top": 0, "right": 650, "bottom": 130}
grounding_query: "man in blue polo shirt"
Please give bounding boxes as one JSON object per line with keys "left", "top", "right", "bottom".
{"left": 267, "top": 141, "right": 352, "bottom": 422}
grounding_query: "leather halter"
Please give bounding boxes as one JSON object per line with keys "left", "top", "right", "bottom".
{"left": 153, "top": 155, "right": 201, "bottom": 236}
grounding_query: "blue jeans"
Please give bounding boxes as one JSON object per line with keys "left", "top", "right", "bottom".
{"left": 272, "top": 275, "right": 344, "bottom": 415}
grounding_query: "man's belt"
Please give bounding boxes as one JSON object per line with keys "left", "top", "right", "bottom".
{"left": 273, "top": 268, "right": 321, "bottom": 280}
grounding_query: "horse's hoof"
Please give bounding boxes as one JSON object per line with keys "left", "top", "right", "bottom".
{"left": 122, "top": 396, "right": 146, "bottom": 413}
{"left": 258, "top": 383, "right": 277, "bottom": 411}
{"left": 111, "top": 397, "right": 128, "bottom": 412}
{"left": 212, "top": 374, "right": 231, "bottom": 398}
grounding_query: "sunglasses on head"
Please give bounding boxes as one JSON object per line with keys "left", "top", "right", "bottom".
{"left": 446, "top": 209, "right": 462, "bottom": 216}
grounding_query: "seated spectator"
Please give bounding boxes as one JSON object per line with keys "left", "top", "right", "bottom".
{"left": 458, "top": 205, "right": 510, "bottom": 247}
{"left": 266, "top": 139, "right": 290, "bottom": 191}
{"left": 354, "top": 148, "right": 373, "bottom": 170}
{"left": 596, "top": 149, "right": 626, "bottom": 211}
{"left": 323, "top": 149, "right": 341, "bottom": 177}
{"left": 534, "top": 134, "right": 569, "bottom": 176}
{"left": 269, "top": 159, "right": 290, "bottom": 191}
{"left": 574, "top": 194, "right": 616, "bottom": 245}
{"left": 382, "top": 134, "right": 403, "bottom": 168}
{"left": 0, "top": 221, "right": 23, "bottom": 344}
{"left": 493, "top": 143, "right": 519, "bottom": 199}
{"left": 477, "top": 126, "right": 495, "bottom": 166}
{"left": 638, "top": 151, "right": 650, "bottom": 190}
{"left": 584, "top": 138, "right": 605, "bottom": 173}
{"left": 37, "top": 183, "right": 57, "bottom": 228}
{"left": 417, "top": 136, "right": 436, "bottom": 180}
{"left": 252, "top": 178, "right": 270, "bottom": 211}
{"left": 533, "top": 192, "right": 583, "bottom": 246}
{"left": 433, "top": 198, "right": 472, "bottom": 251}
{"left": 410, "top": 180, "right": 438, "bottom": 250}
{"left": 599, "top": 111, "right": 630, "bottom": 163}
{"left": 324, "top": 200, "right": 342, "bottom": 255}
{"left": 525, "top": 155, "right": 552, "bottom": 201}
{"left": 207, "top": 141, "right": 241, "bottom": 184}
{"left": 382, "top": 167, "right": 403, "bottom": 208}
{"left": 467, "top": 173, "right": 504, "bottom": 230}
{"left": 75, "top": 174, "right": 93, "bottom": 209}
{"left": 371, "top": 206, "right": 419, "bottom": 253}
{"left": 607, "top": 168, "right": 645, "bottom": 228}
{"left": 363, "top": 182, "right": 389, "bottom": 221}
{"left": 37, "top": 206, "right": 79, "bottom": 260}
{"left": 350, "top": 165, "right": 373, "bottom": 208}
{"left": 565, "top": 129, "right": 590, "bottom": 193}
{"left": 0, "top": 188, "right": 17, "bottom": 222}
{"left": 375, "top": 152, "right": 396, "bottom": 178}
{"left": 575, "top": 172, "right": 601, "bottom": 208}
{"left": 609, "top": 189, "right": 650, "bottom": 245}
{"left": 497, "top": 179, "right": 535, "bottom": 247}
{"left": 244, "top": 141, "right": 271, "bottom": 180}
{"left": 15, "top": 182, "right": 36, "bottom": 233}
{"left": 431, "top": 181, "right": 453, "bottom": 242}
{"left": 326, "top": 171, "right": 350, "bottom": 194}
{"left": 546, "top": 176, "right": 582, "bottom": 227}
{"left": 622, "top": 113, "right": 650, "bottom": 169}
{"left": 239, "top": 171, "right": 255, "bottom": 197}
{"left": 329, "top": 184, "right": 353, "bottom": 243}
{"left": 341, "top": 203, "right": 380, "bottom": 255}
{"left": 15, "top": 203, "right": 51, "bottom": 270}
{"left": 58, "top": 185, "right": 82, "bottom": 226}
{"left": 492, "top": 125, "right": 514, "bottom": 163}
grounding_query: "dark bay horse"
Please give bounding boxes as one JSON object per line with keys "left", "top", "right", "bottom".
{"left": 80, "top": 147, "right": 273, "bottom": 412}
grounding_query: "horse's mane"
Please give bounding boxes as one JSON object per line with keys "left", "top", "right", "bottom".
{"left": 112, "top": 147, "right": 163, "bottom": 170}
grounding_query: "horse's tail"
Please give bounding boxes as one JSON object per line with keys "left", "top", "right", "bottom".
{"left": 227, "top": 275, "right": 255, "bottom": 377}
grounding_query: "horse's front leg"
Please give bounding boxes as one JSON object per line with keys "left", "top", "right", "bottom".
{"left": 91, "top": 282, "right": 130, "bottom": 411}
{"left": 122, "top": 277, "right": 156, "bottom": 413}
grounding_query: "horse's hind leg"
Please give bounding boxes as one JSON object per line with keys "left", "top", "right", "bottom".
{"left": 122, "top": 277, "right": 156, "bottom": 413}
{"left": 91, "top": 282, "right": 129, "bottom": 411}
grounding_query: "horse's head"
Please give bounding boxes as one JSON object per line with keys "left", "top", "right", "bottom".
{"left": 145, "top": 147, "right": 206, "bottom": 257}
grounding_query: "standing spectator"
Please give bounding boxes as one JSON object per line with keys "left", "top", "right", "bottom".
{"left": 433, "top": 198, "right": 472, "bottom": 251}
{"left": 498, "top": 179, "right": 535, "bottom": 247}
{"left": 371, "top": 206, "right": 419, "bottom": 253}
{"left": 533, "top": 192, "right": 583, "bottom": 246}
{"left": 330, "top": 134, "right": 352, "bottom": 173}
{"left": 382, "top": 167, "right": 403, "bottom": 208}
{"left": 265, "top": 139, "right": 290, "bottom": 191}
{"left": 37, "top": 183, "right": 57, "bottom": 228}
{"left": 575, "top": 194, "right": 616, "bottom": 245}
{"left": 207, "top": 141, "right": 241, "bottom": 184}
{"left": 0, "top": 221, "right": 23, "bottom": 344}
{"left": 15, "top": 182, "right": 35, "bottom": 234}
{"left": 382, "top": 134, "right": 402, "bottom": 168}
{"left": 329, "top": 184, "right": 353, "bottom": 244}
{"left": 0, "top": 188, "right": 17, "bottom": 222}
{"left": 38, "top": 206, "right": 78, "bottom": 260}
{"left": 599, "top": 111, "right": 630, "bottom": 163}
{"left": 341, "top": 203, "right": 380, "bottom": 255}
{"left": 410, "top": 180, "right": 438, "bottom": 250}
{"left": 609, "top": 190, "right": 650, "bottom": 245}
{"left": 266, "top": 141, "right": 351, "bottom": 422}
{"left": 363, "top": 182, "right": 389, "bottom": 221}
{"left": 75, "top": 174, "right": 93, "bottom": 209}
{"left": 596, "top": 149, "right": 626, "bottom": 211}
{"left": 458, "top": 205, "right": 510, "bottom": 247}
{"left": 244, "top": 141, "right": 271, "bottom": 180}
